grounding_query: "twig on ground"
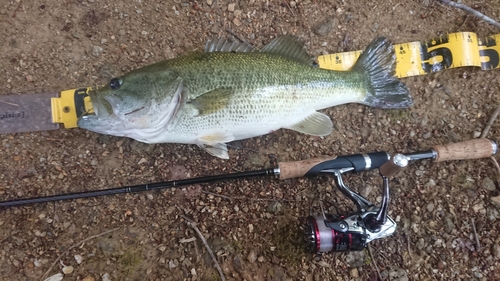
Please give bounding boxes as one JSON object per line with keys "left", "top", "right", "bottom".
{"left": 471, "top": 217, "right": 481, "bottom": 252}
{"left": 480, "top": 106, "right": 500, "bottom": 185}
{"left": 201, "top": 190, "right": 292, "bottom": 202}
{"left": 285, "top": 1, "right": 295, "bottom": 15}
{"left": 406, "top": 232, "right": 413, "bottom": 260}
{"left": 367, "top": 244, "right": 382, "bottom": 281}
{"left": 226, "top": 29, "right": 250, "bottom": 45}
{"left": 457, "top": 14, "right": 469, "bottom": 30}
{"left": 179, "top": 214, "right": 226, "bottom": 281}
{"left": 480, "top": 106, "right": 500, "bottom": 138}
{"left": 436, "top": 0, "right": 500, "bottom": 29}
{"left": 41, "top": 227, "right": 120, "bottom": 281}
{"left": 489, "top": 156, "right": 500, "bottom": 184}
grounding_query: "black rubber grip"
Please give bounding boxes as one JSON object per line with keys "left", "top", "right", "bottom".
{"left": 304, "top": 151, "right": 389, "bottom": 176}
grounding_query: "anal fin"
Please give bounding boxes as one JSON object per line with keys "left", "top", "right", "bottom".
{"left": 199, "top": 143, "right": 229, "bottom": 159}
{"left": 286, "top": 111, "right": 333, "bottom": 136}
{"left": 197, "top": 131, "right": 235, "bottom": 159}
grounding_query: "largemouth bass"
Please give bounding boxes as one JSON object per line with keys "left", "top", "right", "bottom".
{"left": 78, "top": 36, "right": 412, "bottom": 158}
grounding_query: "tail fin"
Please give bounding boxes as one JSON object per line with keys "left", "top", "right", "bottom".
{"left": 353, "top": 37, "right": 413, "bottom": 109}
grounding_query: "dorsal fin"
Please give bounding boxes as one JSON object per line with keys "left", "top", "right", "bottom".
{"left": 205, "top": 38, "right": 256, "bottom": 53}
{"left": 260, "top": 35, "right": 312, "bottom": 65}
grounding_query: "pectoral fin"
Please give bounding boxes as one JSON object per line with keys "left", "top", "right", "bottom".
{"left": 286, "top": 111, "right": 333, "bottom": 136}
{"left": 188, "top": 88, "right": 233, "bottom": 115}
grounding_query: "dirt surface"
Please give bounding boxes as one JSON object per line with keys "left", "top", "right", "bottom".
{"left": 1, "top": 0, "right": 500, "bottom": 280}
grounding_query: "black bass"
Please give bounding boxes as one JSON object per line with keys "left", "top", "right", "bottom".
{"left": 77, "top": 36, "right": 412, "bottom": 158}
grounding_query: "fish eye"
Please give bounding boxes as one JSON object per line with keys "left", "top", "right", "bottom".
{"left": 109, "top": 78, "right": 122, "bottom": 90}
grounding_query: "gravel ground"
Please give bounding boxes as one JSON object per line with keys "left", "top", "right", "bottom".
{"left": 1, "top": 0, "right": 500, "bottom": 280}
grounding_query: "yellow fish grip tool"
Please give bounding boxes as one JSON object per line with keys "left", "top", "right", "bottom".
{"left": 51, "top": 87, "right": 94, "bottom": 129}
{"left": 318, "top": 32, "right": 500, "bottom": 77}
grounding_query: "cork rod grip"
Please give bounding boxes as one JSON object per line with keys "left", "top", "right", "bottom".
{"left": 433, "top": 138, "right": 497, "bottom": 162}
{"left": 278, "top": 156, "right": 337, "bottom": 180}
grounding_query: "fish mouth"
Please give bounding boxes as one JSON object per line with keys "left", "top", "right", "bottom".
{"left": 87, "top": 89, "right": 114, "bottom": 118}
{"left": 77, "top": 89, "right": 121, "bottom": 133}
{"left": 77, "top": 112, "right": 125, "bottom": 136}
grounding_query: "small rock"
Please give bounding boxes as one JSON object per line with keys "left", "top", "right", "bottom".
{"left": 191, "top": 268, "right": 196, "bottom": 276}
{"left": 26, "top": 75, "right": 33, "bottom": 82}
{"left": 18, "top": 167, "right": 37, "bottom": 179}
{"left": 346, "top": 251, "right": 365, "bottom": 268}
{"left": 92, "top": 45, "right": 103, "bottom": 57}
{"left": 74, "top": 254, "right": 83, "bottom": 264}
{"left": 98, "top": 64, "right": 120, "bottom": 81}
{"left": 472, "top": 202, "right": 485, "bottom": 213}
{"left": 389, "top": 267, "right": 407, "bottom": 278}
{"left": 482, "top": 177, "right": 496, "bottom": 191}
{"left": 257, "top": 256, "right": 265, "bottom": 262}
{"left": 317, "top": 260, "right": 329, "bottom": 268}
{"left": 102, "top": 273, "right": 111, "bottom": 281}
{"left": 486, "top": 207, "right": 499, "bottom": 221}
{"left": 267, "top": 201, "right": 282, "bottom": 213}
{"left": 271, "top": 255, "right": 280, "bottom": 264}
{"left": 43, "top": 273, "right": 63, "bottom": 281}
{"left": 82, "top": 276, "right": 95, "bottom": 281}
{"left": 207, "top": 0, "right": 212, "bottom": 6}
{"left": 247, "top": 250, "right": 257, "bottom": 263}
{"left": 130, "top": 141, "right": 156, "bottom": 154}
{"left": 444, "top": 215, "right": 455, "bottom": 233}
{"left": 269, "top": 266, "right": 285, "bottom": 281}
{"left": 350, "top": 268, "right": 359, "bottom": 278}
{"left": 493, "top": 244, "right": 500, "bottom": 259}
{"left": 233, "top": 18, "right": 241, "bottom": 26}
{"left": 473, "top": 131, "right": 481, "bottom": 138}
{"left": 491, "top": 195, "right": 500, "bottom": 206}
{"left": 426, "top": 203, "right": 434, "bottom": 212}
{"left": 360, "top": 185, "right": 373, "bottom": 198}
{"left": 290, "top": 1, "right": 296, "bottom": 7}
{"left": 312, "top": 18, "right": 336, "bottom": 36}
{"left": 62, "top": 265, "right": 74, "bottom": 274}
{"left": 232, "top": 255, "right": 243, "bottom": 272}
{"left": 228, "top": 3, "right": 235, "bottom": 11}
{"left": 234, "top": 10, "right": 242, "bottom": 17}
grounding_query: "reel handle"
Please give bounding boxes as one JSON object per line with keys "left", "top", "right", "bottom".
{"left": 379, "top": 153, "right": 408, "bottom": 177}
{"left": 433, "top": 138, "right": 497, "bottom": 162}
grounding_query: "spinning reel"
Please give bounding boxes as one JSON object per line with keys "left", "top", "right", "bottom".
{"left": 305, "top": 154, "right": 409, "bottom": 253}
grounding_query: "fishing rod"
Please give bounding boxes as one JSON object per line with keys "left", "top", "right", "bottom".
{"left": 0, "top": 138, "right": 496, "bottom": 209}
{"left": 1, "top": 139, "right": 497, "bottom": 253}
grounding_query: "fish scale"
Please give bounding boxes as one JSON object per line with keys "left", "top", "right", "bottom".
{"left": 77, "top": 36, "right": 412, "bottom": 159}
